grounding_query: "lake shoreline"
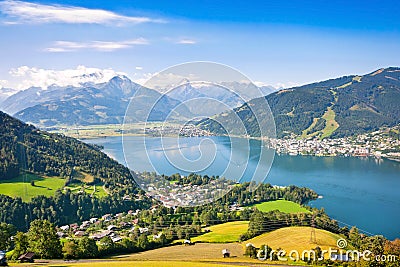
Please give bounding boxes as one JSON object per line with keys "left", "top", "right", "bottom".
{"left": 84, "top": 135, "right": 400, "bottom": 239}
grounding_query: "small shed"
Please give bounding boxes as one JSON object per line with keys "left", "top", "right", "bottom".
{"left": 222, "top": 248, "right": 230, "bottom": 258}
{"left": 184, "top": 239, "right": 192, "bottom": 245}
{"left": 18, "top": 252, "right": 35, "bottom": 263}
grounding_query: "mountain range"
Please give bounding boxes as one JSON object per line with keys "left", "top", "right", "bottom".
{"left": 0, "top": 75, "right": 275, "bottom": 127}
{"left": 199, "top": 67, "right": 400, "bottom": 138}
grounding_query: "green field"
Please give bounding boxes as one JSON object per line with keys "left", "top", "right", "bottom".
{"left": 191, "top": 221, "right": 249, "bottom": 243}
{"left": 247, "top": 226, "right": 345, "bottom": 253}
{"left": 249, "top": 199, "right": 310, "bottom": 214}
{"left": 0, "top": 171, "right": 108, "bottom": 201}
{"left": 0, "top": 173, "right": 65, "bottom": 201}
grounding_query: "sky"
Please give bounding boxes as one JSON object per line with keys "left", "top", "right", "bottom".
{"left": 0, "top": 0, "right": 400, "bottom": 90}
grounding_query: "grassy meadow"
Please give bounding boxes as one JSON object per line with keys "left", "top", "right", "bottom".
{"left": 249, "top": 199, "right": 310, "bottom": 214}
{"left": 0, "top": 170, "right": 107, "bottom": 201}
{"left": 0, "top": 173, "right": 65, "bottom": 201}
{"left": 191, "top": 221, "right": 249, "bottom": 243}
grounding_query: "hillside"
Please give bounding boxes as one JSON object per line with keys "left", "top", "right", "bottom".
{"left": 247, "top": 226, "right": 344, "bottom": 253}
{"left": 200, "top": 67, "right": 400, "bottom": 138}
{"left": 0, "top": 111, "right": 148, "bottom": 230}
{"left": 112, "top": 226, "right": 343, "bottom": 264}
{"left": 0, "top": 110, "right": 135, "bottom": 190}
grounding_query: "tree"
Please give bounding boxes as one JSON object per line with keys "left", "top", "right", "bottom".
{"left": 157, "top": 233, "right": 167, "bottom": 246}
{"left": 258, "top": 244, "right": 273, "bottom": 260}
{"left": 245, "top": 243, "right": 258, "bottom": 258}
{"left": 99, "top": 236, "right": 114, "bottom": 254}
{"left": 349, "top": 226, "right": 362, "bottom": 249}
{"left": 247, "top": 210, "right": 265, "bottom": 237}
{"left": 63, "top": 240, "right": 79, "bottom": 259}
{"left": 313, "top": 246, "right": 322, "bottom": 261}
{"left": 78, "top": 237, "right": 99, "bottom": 258}
{"left": 10, "top": 232, "right": 28, "bottom": 260}
{"left": 0, "top": 223, "right": 15, "bottom": 250}
{"left": 27, "top": 219, "right": 62, "bottom": 259}
{"left": 137, "top": 234, "right": 149, "bottom": 250}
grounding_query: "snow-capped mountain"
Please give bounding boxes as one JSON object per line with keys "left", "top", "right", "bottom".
{"left": 0, "top": 87, "right": 18, "bottom": 105}
{"left": 1, "top": 75, "right": 190, "bottom": 126}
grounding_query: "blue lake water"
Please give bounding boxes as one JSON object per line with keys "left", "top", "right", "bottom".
{"left": 85, "top": 135, "right": 400, "bottom": 240}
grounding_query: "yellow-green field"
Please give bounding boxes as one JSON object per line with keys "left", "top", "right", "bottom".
{"left": 301, "top": 107, "right": 340, "bottom": 139}
{"left": 247, "top": 226, "right": 344, "bottom": 253}
{"left": 124, "top": 243, "right": 244, "bottom": 262}
{"left": 47, "top": 261, "right": 239, "bottom": 267}
{"left": 320, "top": 107, "right": 339, "bottom": 139}
{"left": 0, "top": 173, "right": 65, "bottom": 201}
{"left": 192, "top": 221, "right": 249, "bottom": 243}
{"left": 10, "top": 260, "right": 244, "bottom": 267}
{"left": 249, "top": 200, "right": 310, "bottom": 214}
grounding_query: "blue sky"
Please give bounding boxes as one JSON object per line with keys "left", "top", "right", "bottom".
{"left": 0, "top": 0, "right": 399, "bottom": 89}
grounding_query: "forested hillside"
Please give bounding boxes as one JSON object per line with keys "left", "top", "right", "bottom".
{"left": 200, "top": 67, "right": 400, "bottom": 138}
{"left": 0, "top": 111, "right": 150, "bottom": 230}
{"left": 0, "top": 111, "right": 132, "bottom": 189}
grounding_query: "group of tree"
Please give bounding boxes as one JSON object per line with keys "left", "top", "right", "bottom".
{"left": 0, "top": 189, "right": 151, "bottom": 231}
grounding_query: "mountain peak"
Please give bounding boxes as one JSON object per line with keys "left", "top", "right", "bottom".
{"left": 110, "top": 74, "right": 131, "bottom": 82}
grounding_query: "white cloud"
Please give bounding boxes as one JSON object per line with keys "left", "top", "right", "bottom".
{"left": 274, "top": 81, "right": 300, "bottom": 89}
{"left": 45, "top": 38, "right": 149, "bottom": 52}
{"left": 8, "top": 65, "right": 128, "bottom": 90}
{"left": 0, "top": 0, "right": 165, "bottom": 25}
{"left": 0, "top": 79, "right": 8, "bottom": 90}
{"left": 135, "top": 66, "right": 143, "bottom": 70}
{"left": 177, "top": 39, "right": 196, "bottom": 44}
{"left": 131, "top": 72, "right": 154, "bottom": 86}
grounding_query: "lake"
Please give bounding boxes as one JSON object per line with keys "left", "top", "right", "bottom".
{"left": 85, "top": 135, "right": 400, "bottom": 240}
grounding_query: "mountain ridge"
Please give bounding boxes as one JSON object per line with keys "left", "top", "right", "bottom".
{"left": 199, "top": 67, "right": 400, "bottom": 138}
{"left": 0, "top": 75, "right": 276, "bottom": 127}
